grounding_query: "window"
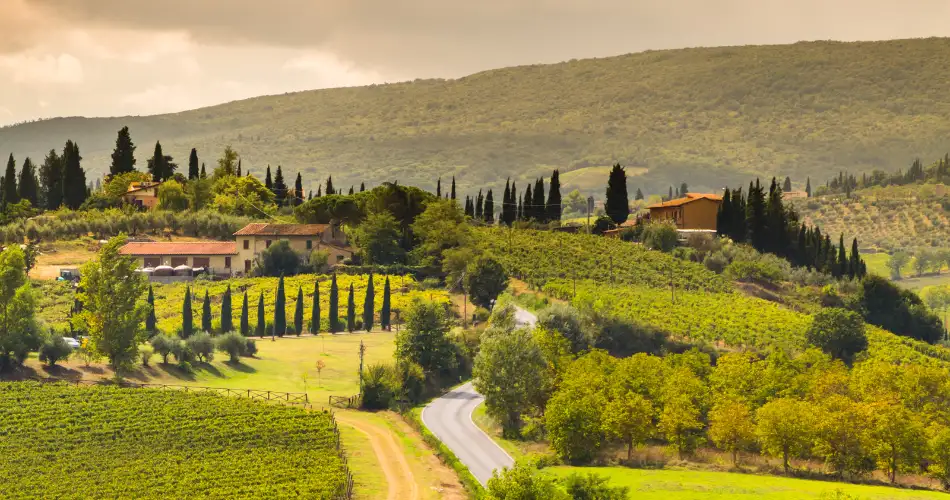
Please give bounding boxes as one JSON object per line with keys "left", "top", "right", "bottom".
{"left": 243, "top": 239, "right": 249, "bottom": 250}
{"left": 224, "top": 257, "right": 231, "bottom": 268}
{"left": 244, "top": 260, "right": 252, "bottom": 273}
{"left": 143, "top": 257, "right": 160, "bottom": 267}
{"left": 265, "top": 240, "right": 271, "bottom": 248}
{"left": 306, "top": 240, "right": 313, "bottom": 250}
{"left": 193, "top": 257, "right": 210, "bottom": 268}
{"left": 171, "top": 257, "right": 187, "bottom": 267}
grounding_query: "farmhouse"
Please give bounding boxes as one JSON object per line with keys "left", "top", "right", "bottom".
{"left": 234, "top": 223, "right": 352, "bottom": 275}
{"left": 119, "top": 241, "right": 237, "bottom": 276}
{"left": 121, "top": 181, "right": 161, "bottom": 210}
{"left": 647, "top": 193, "right": 722, "bottom": 231}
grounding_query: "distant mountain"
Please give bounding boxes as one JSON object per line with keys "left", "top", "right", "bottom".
{"left": 4, "top": 38, "right": 950, "bottom": 198}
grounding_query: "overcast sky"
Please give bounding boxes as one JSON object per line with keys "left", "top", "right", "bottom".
{"left": 2, "top": 0, "right": 950, "bottom": 126}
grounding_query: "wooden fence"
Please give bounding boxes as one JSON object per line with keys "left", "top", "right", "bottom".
{"left": 328, "top": 394, "right": 361, "bottom": 409}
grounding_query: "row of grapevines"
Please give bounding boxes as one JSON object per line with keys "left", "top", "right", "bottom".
{"left": 0, "top": 383, "right": 349, "bottom": 499}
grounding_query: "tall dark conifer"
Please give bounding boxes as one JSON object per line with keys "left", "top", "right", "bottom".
{"left": 188, "top": 148, "right": 199, "bottom": 180}
{"left": 310, "top": 281, "right": 320, "bottom": 334}
{"left": 273, "top": 166, "right": 287, "bottom": 206}
{"left": 450, "top": 177, "right": 456, "bottom": 200}
{"left": 517, "top": 193, "right": 524, "bottom": 221}
{"left": 475, "top": 190, "right": 483, "bottom": 219}
{"left": 329, "top": 274, "right": 340, "bottom": 333}
{"left": 533, "top": 178, "right": 545, "bottom": 222}
{"left": 62, "top": 141, "right": 87, "bottom": 209}
{"left": 256, "top": 292, "right": 265, "bottom": 336}
{"left": 783, "top": 176, "right": 792, "bottom": 192}
{"left": 850, "top": 238, "right": 862, "bottom": 278}
{"left": 380, "top": 277, "right": 391, "bottom": 330}
{"left": 484, "top": 189, "right": 494, "bottom": 223}
{"left": 294, "top": 286, "right": 304, "bottom": 335}
{"left": 325, "top": 176, "right": 334, "bottom": 195}
{"left": 717, "top": 189, "right": 732, "bottom": 237}
{"left": 363, "top": 275, "right": 375, "bottom": 332}
{"left": 200, "top": 163, "right": 207, "bottom": 179}
{"left": 547, "top": 170, "right": 561, "bottom": 221}
{"left": 502, "top": 179, "right": 511, "bottom": 225}
{"left": 145, "top": 285, "right": 156, "bottom": 334}
{"left": 201, "top": 290, "right": 212, "bottom": 333}
{"left": 240, "top": 291, "right": 249, "bottom": 336}
{"left": 346, "top": 284, "right": 356, "bottom": 332}
{"left": 805, "top": 177, "right": 812, "bottom": 197}
{"left": 274, "top": 276, "right": 286, "bottom": 336}
{"left": 294, "top": 172, "right": 304, "bottom": 207}
{"left": 436, "top": 178, "right": 441, "bottom": 198}
{"left": 265, "top": 165, "right": 273, "bottom": 191}
{"left": 524, "top": 185, "right": 533, "bottom": 220}
{"left": 221, "top": 285, "right": 233, "bottom": 333}
{"left": 17, "top": 157, "right": 38, "bottom": 207}
{"left": 237, "top": 159, "right": 242, "bottom": 177}
{"left": 360, "top": 182, "right": 365, "bottom": 192}
{"left": 182, "top": 286, "right": 193, "bottom": 338}
{"left": 40, "top": 149, "right": 63, "bottom": 210}
{"left": 605, "top": 164, "right": 630, "bottom": 225}
{"left": 635, "top": 188, "right": 644, "bottom": 200}
{"left": 746, "top": 180, "right": 767, "bottom": 251}
{"left": 3, "top": 154, "right": 18, "bottom": 206}
{"left": 109, "top": 126, "right": 137, "bottom": 175}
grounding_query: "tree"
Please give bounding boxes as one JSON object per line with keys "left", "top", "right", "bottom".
{"left": 353, "top": 211, "right": 406, "bottom": 265}
{"left": 436, "top": 177, "right": 441, "bottom": 198}
{"left": 756, "top": 398, "right": 814, "bottom": 475}
{"left": 411, "top": 199, "right": 471, "bottom": 267}
{"left": 867, "top": 402, "right": 926, "bottom": 484}
{"left": 294, "top": 286, "right": 304, "bottom": 335}
{"left": 0, "top": 247, "right": 42, "bottom": 370}
{"left": 680, "top": 182, "right": 689, "bottom": 196}
{"left": 274, "top": 276, "right": 286, "bottom": 336}
{"left": 805, "top": 177, "right": 812, "bottom": 197}
{"left": 887, "top": 251, "right": 910, "bottom": 279}
{"left": 157, "top": 180, "right": 188, "bottom": 211}
{"left": 484, "top": 189, "right": 494, "bottom": 223}
{"left": 145, "top": 285, "right": 157, "bottom": 334}
{"left": 363, "top": 275, "right": 375, "bottom": 332}
{"left": 325, "top": 175, "right": 334, "bottom": 195}
{"left": 310, "top": 281, "right": 320, "bottom": 334}
{"left": 329, "top": 274, "right": 340, "bottom": 332}
{"left": 76, "top": 235, "right": 149, "bottom": 369}
{"left": 200, "top": 163, "right": 207, "bottom": 178}
{"left": 240, "top": 291, "right": 249, "bottom": 336}
{"left": 927, "top": 425, "right": 950, "bottom": 489}
{"left": 547, "top": 169, "right": 562, "bottom": 221}
{"left": 39, "top": 336, "right": 73, "bottom": 367}
{"left": 17, "top": 157, "right": 39, "bottom": 208}
{"left": 396, "top": 300, "right": 456, "bottom": 378}
{"left": 221, "top": 285, "right": 233, "bottom": 333}
{"left": 255, "top": 240, "right": 300, "bottom": 277}
{"left": 806, "top": 308, "right": 867, "bottom": 363}
{"left": 602, "top": 391, "right": 654, "bottom": 461}
{"left": 605, "top": 164, "right": 629, "bottom": 225}
{"left": 294, "top": 172, "right": 304, "bottom": 206}
{"left": 3, "top": 154, "right": 18, "bottom": 206}
{"left": 182, "top": 286, "right": 193, "bottom": 338}
{"left": 215, "top": 145, "right": 238, "bottom": 178}
{"left": 474, "top": 327, "right": 547, "bottom": 437}
{"left": 813, "top": 396, "right": 874, "bottom": 478}
{"left": 273, "top": 165, "right": 288, "bottom": 207}
{"left": 783, "top": 176, "right": 792, "bottom": 192}
{"left": 635, "top": 188, "right": 644, "bottom": 201}
{"left": 547, "top": 387, "right": 605, "bottom": 463}
{"left": 486, "top": 460, "right": 568, "bottom": 500}
{"left": 475, "top": 189, "right": 484, "bottom": 220}
{"left": 532, "top": 178, "right": 546, "bottom": 222}
{"left": 188, "top": 148, "right": 199, "bottom": 180}
{"left": 466, "top": 255, "right": 508, "bottom": 309}
{"left": 346, "top": 284, "right": 356, "bottom": 332}
{"left": 537, "top": 303, "right": 588, "bottom": 354}
{"left": 642, "top": 221, "right": 679, "bottom": 252}
{"left": 210, "top": 174, "right": 276, "bottom": 216}
{"left": 201, "top": 290, "right": 212, "bottom": 333}
{"left": 109, "top": 126, "right": 137, "bottom": 175}
{"left": 659, "top": 367, "right": 706, "bottom": 458}
{"left": 62, "top": 141, "right": 87, "bottom": 209}
{"left": 147, "top": 141, "right": 176, "bottom": 182}
{"left": 256, "top": 292, "right": 265, "bottom": 336}
{"left": 709, "top": 398, "right": 755, "bottom": 466}
{"left": 380, "top": 277, "right": 391, "bottom": 330}
{"left": 265, "top": 165, "right": 273, "bottom": 191}
{"left": 39, "top": 149, "right": 63, "bottom": 210}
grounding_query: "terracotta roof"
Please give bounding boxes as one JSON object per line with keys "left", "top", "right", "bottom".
{"left": 119, "top": 242, "right": 237, "bottom": 256}
{"left": 647, "top": 193, "right": 723, "bottom": 209}
{"left": 234, "top": 223, "right": 330, "bottom": 236}
{"left": 125, "top": 181, "right": 161, "bottom": 194}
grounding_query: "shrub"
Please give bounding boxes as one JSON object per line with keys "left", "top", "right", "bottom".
{"left": 397, "top": 361, "right": 426, "bottom": 404}
{"left": 215, "top": 332, "right": 248, "bottom": 362}
{"left": 150, "top": 334, "right": 179, "bottom": 364}
{"left": 139, "top": 345, "right": 154, "bottom": 367}
{"left": 562, "top": 473, "right": 629, "bottom": 500}
{"left": 725, "top": 256, "right": 788, "bottom": 284}
{"left": 170, "top": 338, "right": 194, "bottom": 366}
{"left": 186, "top": 332, "right": 215, "bottom": 363}
{"left": 703, "top": 250, "right": 730, "bottom": 273}
{"left": 244, "top": 338, "right": 258, "bottom": 357}
{"left": 641, "top": 222, "right": 679, "bottom": 252}
{"left": 538, "top": 303, "right": 589, "bottom": 354}
{"left": 254, "top": 241, "right": 301, "bottom": 277}
{"left": 360, "top": 363, "right": 399, "bottom": 410}
{"left": 38, "top": 336, "right": 73, "bottom": 367}
{"left": 308, "top": 250, "right": 330, "bottom": 273}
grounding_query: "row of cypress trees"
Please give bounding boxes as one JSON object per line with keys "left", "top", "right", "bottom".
{"left": 463, "top": 170, "right": 562, "bottom": 224}
{"left": 2, "top": 140, "right": 88, "bottom": 211}
{"left": 146, "top": 275, "right": 393, "bottom": 337}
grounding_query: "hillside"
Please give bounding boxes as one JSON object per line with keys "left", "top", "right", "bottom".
{"left": 5, "top": 38, "right": 950, "bottom": 196}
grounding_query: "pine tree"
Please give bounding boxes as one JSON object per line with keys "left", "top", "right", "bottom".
{"left": 475, "top": 189, "right": 483, "bottom": 219}
{"left": 294, "top": 286, "right": 304, "bottom": 335}
{"left": 363, "top": 274, "right": 375, "bottom": 332}
{"left": 188, "top": 149, "right": 199, "bottom": 180}
{"left": 635, "top": 188, "right": 644, "bottom": 201}
{"left": 484, "top": 189, "right": 494, "bottom": 223}
{"left": 436, "top": 177, "right": 442, "bottom": 198}
{"left": 533, "top": 178, "right": 546, "bottom": 222}
{"left": 850, "top": 238, "right": 862, "bottom": 279}
{"left": 605, "top": 164, "right": 630, "bottom": 225}
{"left": 547, "top": 170, "right": 562, "bottom": 221}
{"left": 145, "top": 285, "right": 156, "bottom": 334}
{"left": 265, "top": 165, "right": 273, "bottom": 192}
{"left": 39, "top": 149, "right": 63, "bottom": 210}
{"left": 240, "top": 291, "right": 249, "bottom": 336}
{"left": 783, "top": 176, "right": 792, "bottom": 192}
{"left": 805, "top": 177, "right": 812, "bottom": 197}
{"left": 274, "top": 276, "right": 286, "bottom": 337}
{"left": 310, "top": 281, "right": 320, "bottom": 334}
{"left": 109, "top": 126, "right": 137, "bottom": 175}
{"left": 680, "top": 182, "right": 689, "bottom": 196}
{"left": 273, "top": 166, "right": 288, "bottom": 206}
{"left": 502, "top": 179, "right": 512, "bottom": 225}
{"left": 62, "top": 141, "right": 87, "bottom": 209}
{"left": 237, "top": 159, "right": 242, "bottom": 177}
{"left": 181, "top": 286, "right": 193, "bottom": 338}
{"left": 256, "top": 292, "right": 265, "bottom": 337}
{"left": 450, "top": 177, "right": 456, "bottom": 200}
{"left": 147, "top": 141, "right": 171, "bottom": 182}
{"left": 294, "top": 172, "right": 304, "bottom": 206}
{"left": 329, "top": 274, "right": 340, "bottom": 333}
{"left": 837, "top": 234, "right": 848, "bottom": 278}
{"left": 517, "top": 193, "right": 524, "bottom": 221}
{"left": 17, "top": 157, "right": 39, "bottom": 207}
{"left": 346, "top": 284, "right": 356, "bottom": 332}
{"left": 201, "top": 290, "right": 212, "bottom": 333}
{"left": 381, "top": 277, "right": 391, "bottom": 330}
{"left": 221, "top": 285, "right": 233, "bottom": 333}
{"left": 524, "top": 184, "right": 533, "bottom": 220}
{"left": 325, "top": 176, "right": 335, "bottom": 195}
{"left": 717, "top": 189, "right": 732, "bottom": 237}
{"left": 200, "top": 163, "right": 207, "bottom": 179}
{"left": 360, "top": 182, "right": 365, "bottom": 192}
{"left": 3, "top": 154, "right": 18, "bottom": 206}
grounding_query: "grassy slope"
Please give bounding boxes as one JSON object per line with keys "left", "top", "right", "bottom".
{"left": 545, "top": 467, "right": 947, "bottom": 500}
{"left": 6, "top": 39, "right": 950, "bottom": 194}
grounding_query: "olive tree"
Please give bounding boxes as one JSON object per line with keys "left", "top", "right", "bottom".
{"left": 473, "top": 327, "right": 547, "bottom": 437}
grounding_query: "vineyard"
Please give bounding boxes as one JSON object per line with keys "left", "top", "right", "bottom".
{"left": 475, "top": 227, "right": 731, "bottom": 293}
{"left": 0, "top": 382, "right": 350, "bottom": 499}
{"left": 35, "top": 273, "right": 448, "bottom": 333}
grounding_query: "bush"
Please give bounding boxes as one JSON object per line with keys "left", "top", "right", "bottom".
{"left": 309, "top": 250, "right": 330, "bottom": 273}
{"left": 641, "top": 222, "right": 679, "bottom": 252}
{"left": 186, "top": 332, "right": 215, "bottom": 363}
{"left": 806, "top": 308, "right": 868, "bottom": 363}
{"left": 244, "top": 338, "right": 258, "bottom": 357}
{"left": 38, "top": 336, "right": 72, "bottom": 367}
{"left": 360, "top": 363, "right": 399, "bottom": 410}
{"left": 397, "top": 361, "right": 426, "bottom": 404}
{"left": 150, "top": 334, "right": 179, "bottom": 364}
{"left": 215, "top": 332, "right": 249, "bottom": 362}
{"left": 139, "top": 345, "right": 154, "bottom": 367}
{"left": 725, "top": 255, "right": 788, "bottom": 284}
{"left": 254, "top": 240, "right": 302, "bottom": 277}
{"left": 703, "top": 251, "right": 729, "bottom": 273}
{"left": 538, "top": 303, "right": 589, "bottom": 354}
{"left": 562, "top": 473, "right": 629, "bottom": 500}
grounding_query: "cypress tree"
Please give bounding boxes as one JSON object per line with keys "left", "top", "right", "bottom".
{"left": 274, "top": 276, "right": 286, "bottom": 336}
{"left": 746, "top": 179, "right": 767, "bottom": 251}
{"left": 317, "top": 186, "right": 322, "bottom": 197}
{"left": 547, "top": 170, "right": 562, "bottom": 221}
{"left": 147, "top": 141, "right": 166, "bottom": 182}
{"left": 605, "top": 164, "right": 630, "bottom": 225}
{"left": 348, "top": 186, "right": 354, "bottom": 195}
{"left": 326, "top": 176, "right": 334, "bottom": 195}
{"left": 256, "top": 292, "right": 265, "bottom": 336}
{"left": 360, "top": 182, "right": 365, "bottom": 192}
{"left": 450, "top": 177, "right": 456, "bottom": 200}
{"left": 109, "top": 126, "right": 137, "bottom": 175}
{"left": 796, "top": 225, "right": 808, "bottom": 267}
{"left": 765, "top": 178, "right": 788, "bottom": 255}
{"left": 680, "top": 182, "right": 689, "bottom": 196}
{"left": 294, "top": 286, "right": 304, "bottom": 335}
{"left": 265, "top": 165, "right": 273, "bottom": 192}
{"left": 850, "top": 238, "right": 862, "bottom": 279}
{"left": 363, "top": 274, "right": 375, "bottom": 332}
{"left": 39, "top": 149, "right": 63, "bottom": 210}
{"left": 635, "top": 188, "right": 644, "bottom": 201}
{"left": 240, "top": 291, "right": 249, "bottom": 336}
{"left": 236, "top": 159, "right": 242, "bottom": 177}
{"left": 484, "top": 189, "right": 494, "bottom": 223}
{"left": 17, "top": 157, "right": 38, "bottom": 207}
{"left": 783, "top": 176, "right": 792, "bottom": 192}
{"left": 145, "top": 285, "right": 156, "bottom": 334}
{"left": 524, "top": 185, "right": 533, "bottom": 220}
{"left": 436, "top": 177, "right": 442, "bottom": 198}
{"left": 3, "top": 154, "right": 17, "bottom": 206}
{"left": 182, "top": 286, "right": 193, "bottom": 338}
{"left": 805, "top": 177, "right": 812, "bottom": 197}
{"left": 381, "top": 276, "right": 391, "bottom": 330}
{"left": 200, "top": 163, "right": 207, "bottom": 178}
{"left": 717, "top": 189, "right": 732, "bottom": 237}
{"left": 221, "top": 285, "right": 233, "bottom": 333}
{"left": 273, "top": 165, "right": 288, "bottom": 206}
{"left": 294, "top": 172, "right": 304, "bottom": 206}
{"left": 62, "top": 141, "right": 87, "bottom": 209}
{"left": 346, "top": 284, "right": 356, "bottom": 332}
{"left": 502, "top": 179, "right": 511, "bottom": 225}
{"left": 510, "top": 181, "right": 518, "bottom": 223}
{"left": 475, "top": 189, "right": 483, "bottom": 219}
{"left": 669, "top": 186, "right": 674, "bottom": 200}
{"left": 730, "top": 187, "right": 747, "bottom": 243}
{"left": 464, "top": 196, "right": 473, "bottom": 218}
{"left": 310, "top": 281, "right": 320, "bottom": 334}
{"left": 308, "top": 190, "right": 313, "bottom": 200}
{"left": 329, "top": 274, "right": 340, "bottom": 333}
{"left": 517, "top": 193, "right": 524, "bottom": 221}
{"left": 201, "top": 290, "right": 212, "bottom": 333}
{"left": 837, "top": 234, "right": 848, "bottom": 278}
{"left": 533, "top": 178, "right": 545, "bottom": 222}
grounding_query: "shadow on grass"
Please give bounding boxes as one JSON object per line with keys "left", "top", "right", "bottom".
{"left": 156, "top": 363, "right": 197, "bottom": 382}
{"left": 40, "top": 364, "right": 85, "bottom": 380}
{"left": 225, "top": 360, "right": 256, "bottom": 373}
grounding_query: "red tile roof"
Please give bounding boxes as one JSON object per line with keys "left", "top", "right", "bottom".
{"left": 119, "top": 242, "right": 237, "bottom": 256}
{"left": 647, "top": 193, "right": 723, "bottom": 209}
{"left": 234, "top": 223, "right": 330, "bottom": 236}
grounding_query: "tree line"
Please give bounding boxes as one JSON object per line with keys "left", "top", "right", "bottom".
{"left": 819, "top": 153, "right": 950, "bottom": 196}
{"left": 463, "top": 171, "right": 563, "bottom": 225}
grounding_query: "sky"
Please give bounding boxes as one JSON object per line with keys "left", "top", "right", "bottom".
{"left": 2, "top": 0, "right": 950, "bottom": 126}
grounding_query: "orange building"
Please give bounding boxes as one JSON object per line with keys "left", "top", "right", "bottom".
{"left": 646, "top": 193, "right": 723, "bottom": 230}
{"left": 121, "top": 181, "right": 161, "bottom": 209}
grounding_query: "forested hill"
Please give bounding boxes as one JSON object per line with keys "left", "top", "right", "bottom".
{"left": 4, "top": 38, "right": 950, "bottom": 196}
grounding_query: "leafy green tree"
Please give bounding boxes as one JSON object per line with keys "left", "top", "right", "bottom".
{"left": 182, "top": 286, "right": 193, "bottom": 338}
{"left": 254, "top": 240, "right": 300, "bottom": 277}
{"left": 145, "top": 285, "right": 156, "bottom": 334}
{"left": 866, "top": 401, "right": 927, "bottom": 484}
{"left": 157, "top": 180, "right": 188, "bottom": 211}
{"left": 310, "top": 281, "right": 320, "bottom": 334}
{"left": 346, "top": 284, "right": 356, "bottom": 332}
{"left": 381, "top": 276, "right": 391, "bottom": 330}
{"left": 755, "top": 398, "right": 814, "bottom": 475}
{"left": 927, "top": 424, "right": 950, "bottom": 489}
{"left": 240, "top": 291, "right": 249, "bottom": 335}
{"left": 547, "top": 387, "right": 605, "bottom": 463}
{"left": 17, "top": 157, "right": 39, "bottom": 208}
{"left": 363, "top": 275, "right": 375, "bottom": 331}
{"left": 708, "top": 397, "right": 756, "bottom": 466}
{"left": 805, "top": 308, "right": 867, "bottom": 363}
{"left": 887, "top": 251, "right": 911, "bottom": 279}
{"left": 658, "top": 367, "right": 706, "bottom": 458}
{"left": 353, "top": 211, "right": 406, "bottom": 265}
{"left": 256, "top": 292, "right": 265, "bottom": 336}
{"left": 274, "top": 276, "right": 286, "bottom": 336}
{"left": 210, "top": 175, "right": 276, "bottom": 216}
{"left": 39, "top": 336, "right": 72, "bottom": 367}
{"left": 486, "top": 460, "right": 568, "bottom": 500}
{"left": 642, "top": 221, "right": 679, "bottom": 252}
{"left": 474, "top": 327, "right": 547, "bottom": 437}
{"left": 602, "top": 391, "right": 653, "bottom": 461}
{"left": 562, "top": 473, "right": 628, "bottom": 500}
{"left": 62, "top": 140, "right": 87, "bottom": 209}
{"left": 466, "top": 255, "right": 508, "bottom": 309}
{"left": 813, "top": 396, "right": 874, "bottom": 478}
{"left": 221, "top": 285, "right": 233, "bottom": 333}
{"left": 0, "top": 247, "right": 41, "bottom": 370}
{"left": 109, "top": 126, "right": 137, "bottom": 175}
{"left": 185, "top": 177, "right": 212, "bottom": 211}
{"left": 329, "top": 274, "right": 340, "bottom": 332}
{"left": 411, "top": 199, "right": 471, "bottom": 267}
{"left": 537, "top": 303, "right": 588, "bottom": 354}
{"left": 77, "top": 235, "right": 149, "bottom": 369}
{"left": 214, "top": 145, "right": 238, "bottom": 178}
{"left": 3, "top": 154, "right": 18, "bottom": 206}
{"left": 605, "top": 164, "right": 629, "bottom": 225}
{"left": 188, "top": 148, "right": 199, "bottom": 180}
{"left": 294, "top": 286, "right": 304, "bottom": 335}
{"left": 396, "top": 300, "right": 456, "bottom": 378}
{"left": 201, "top": 290, "right": 212, "bottom": 333}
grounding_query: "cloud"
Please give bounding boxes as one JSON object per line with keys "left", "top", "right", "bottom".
{"left": 0, "top": 53, "right": 84, "bottom": 84}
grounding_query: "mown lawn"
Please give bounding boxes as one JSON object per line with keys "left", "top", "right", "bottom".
{"left": 545, "top": 467, "right": 947, "bottom": 499}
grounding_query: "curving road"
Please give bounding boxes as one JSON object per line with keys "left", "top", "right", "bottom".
{"left": 421, "top": 306, "right": 537, "bottom": 486}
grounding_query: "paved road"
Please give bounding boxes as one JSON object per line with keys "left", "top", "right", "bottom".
{"left": 422, "top": 306, "right": 537, "bottom": 486}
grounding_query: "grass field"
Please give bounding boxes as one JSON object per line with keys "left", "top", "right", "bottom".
{"left": 545, "top": 467, "right": 948, "bottom": 500}
{"left": 863, "top": 252, "right": 950, "bottom": 290}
